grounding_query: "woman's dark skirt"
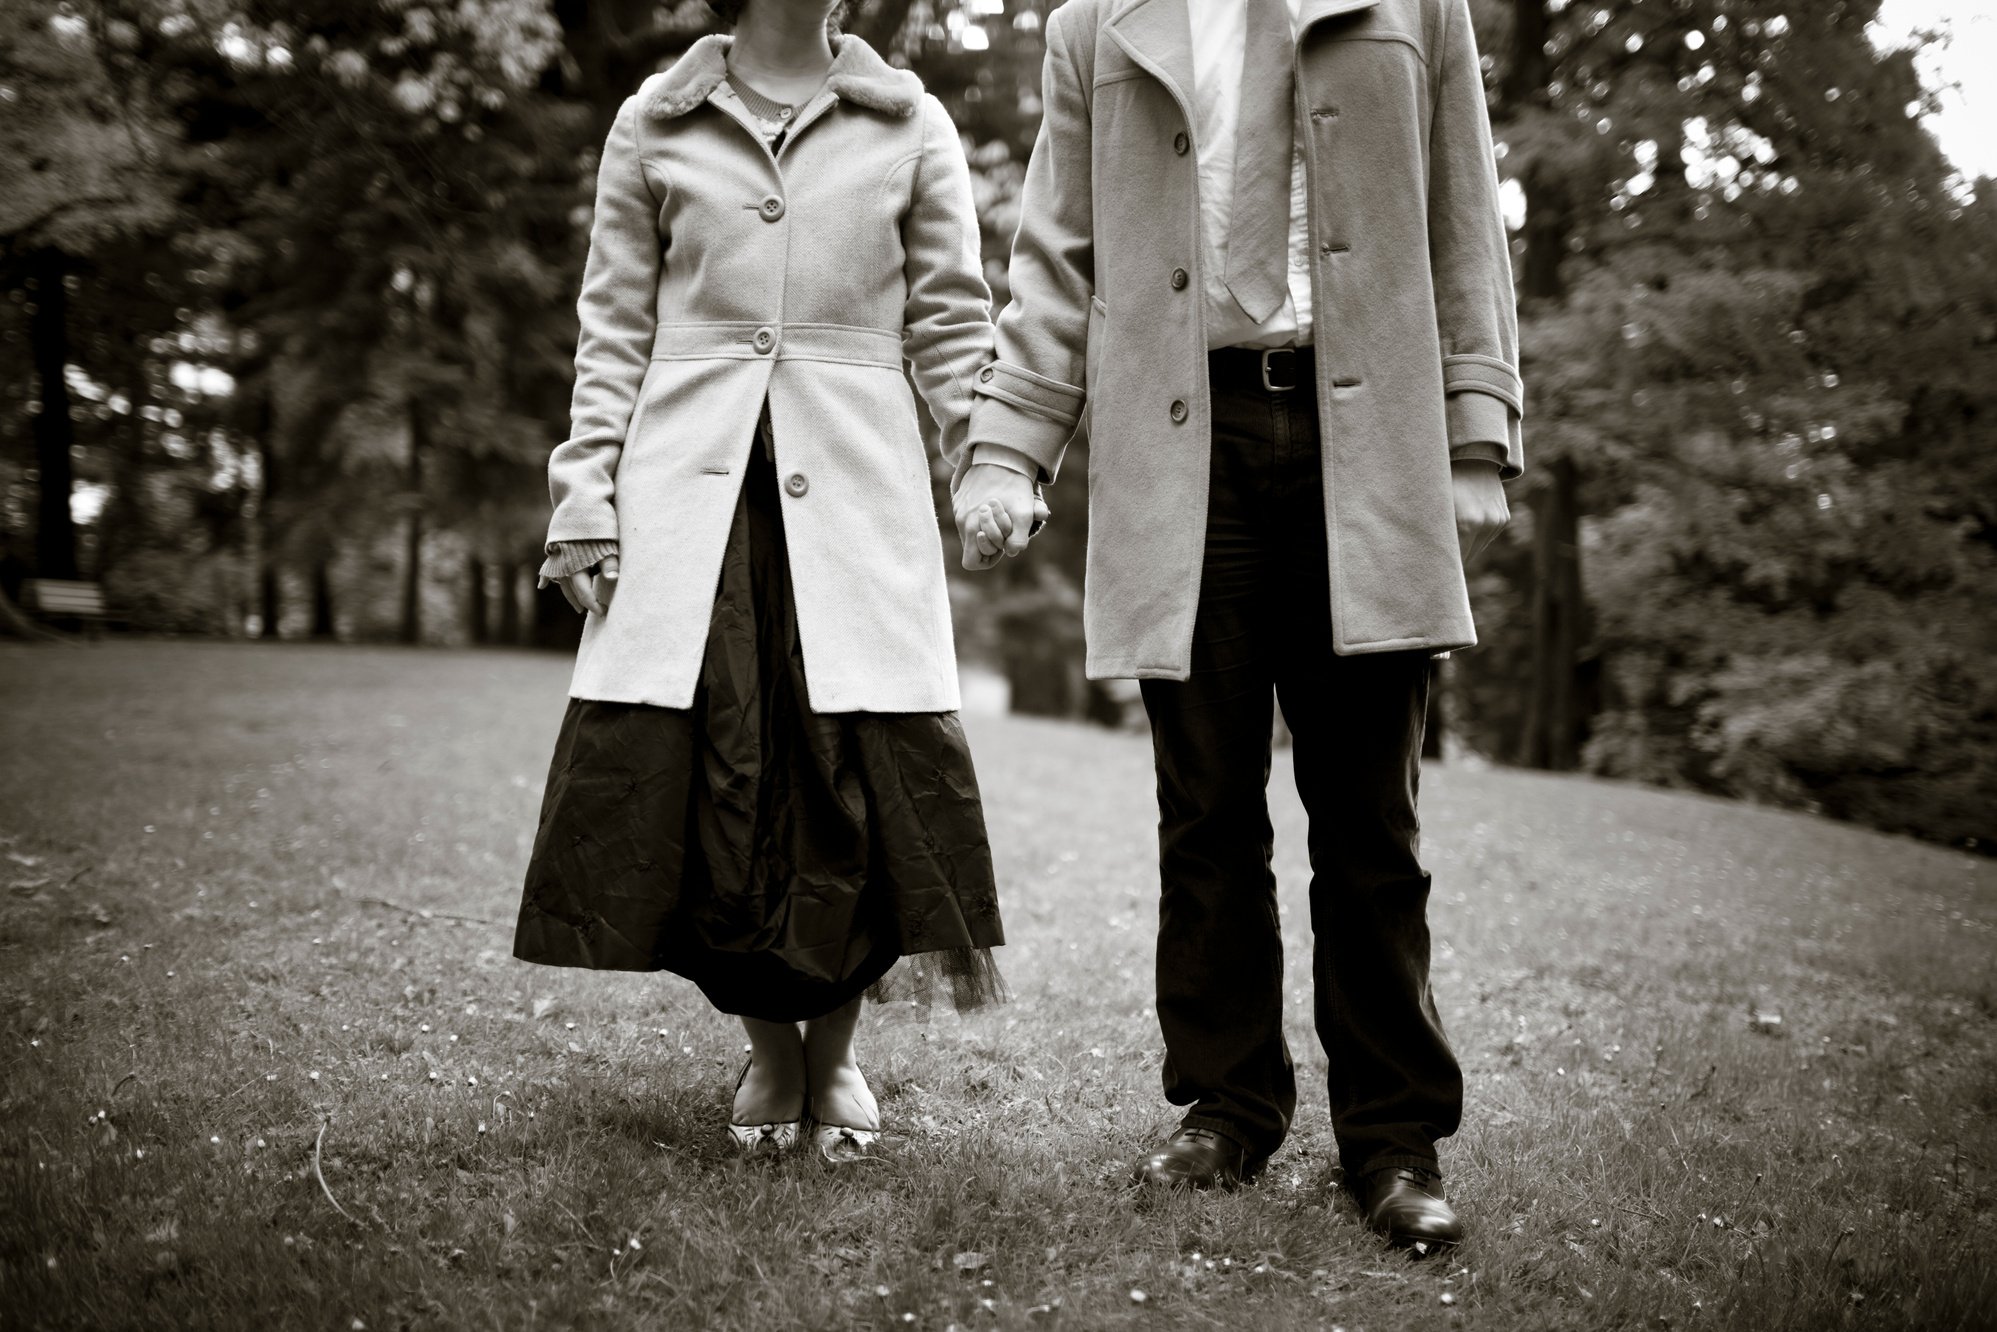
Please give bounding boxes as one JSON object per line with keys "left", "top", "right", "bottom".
{"left": 513, "top": 443, "right": 1004, "bottom": 1023}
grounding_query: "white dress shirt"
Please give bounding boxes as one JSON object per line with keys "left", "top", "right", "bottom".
{"left": 1187, "top": 0, "right": 1314, "bottom": 349}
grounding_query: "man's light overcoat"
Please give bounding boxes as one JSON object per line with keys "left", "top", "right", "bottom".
{"left": 971, "top": 0, "right": 1524, "bottom": 676}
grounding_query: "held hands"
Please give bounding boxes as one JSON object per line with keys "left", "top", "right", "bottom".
{"left": 1450, "top": 460, "right": 1510, "bottom": 563}
{"left": 954, "top": 461, "right": 1048, "bottom": 572}
{"left": 558, "top": 554, "right": 620, "bottom": 616}
{"left": 553, "top": 464, "right": 1049, "bottom": 606}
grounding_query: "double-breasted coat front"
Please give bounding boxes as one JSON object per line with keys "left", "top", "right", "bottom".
{"left": 545, "top": 35, "right": 993, "bottom": 713}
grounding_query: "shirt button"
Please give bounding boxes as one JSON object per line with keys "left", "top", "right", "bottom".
{"left": 759, "top": 195, "right": 785, "bottom": 222}
{"left": 785, "top": 472, "right": 809, "bottom": 497}
{"left": 753, "top": 326, "right": 775, "bottom": 353}
{"left": 777, "top": 106, "right": 793, "bottom": 120}
{"left": 1169, "top": 399, "right": 1189, "bottom": 423}
{"left": 1170, "top": 267, "right": 1188, "bottom": 291}
{"left": 1173, "top": 131, "right": 1190, "bottom": 156}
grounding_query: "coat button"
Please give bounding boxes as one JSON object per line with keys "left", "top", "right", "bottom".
{"left": 785, "top": 472, "right": 809, "bottom": 497}
{"left": 1169, "top": 399, "right": 1188, "bottom": 423}
{"left": 1173, "top": 131, "right": 1190, "bottom": 155}
{"left": 759, "top": 195, "right": 785, "bottom": 222}
{"left": 1170, "top": 267, "right": 1188, "bottom": 290}
{"left": 978, "top": 367, "right": 994, "bottom": 382}
{"left": 752, "top": 326, "right": 775, "bottom": 353}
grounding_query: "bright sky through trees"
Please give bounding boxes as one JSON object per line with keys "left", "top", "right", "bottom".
{"left": 1875, "top": 0, "right": 1997, "bottom": 183}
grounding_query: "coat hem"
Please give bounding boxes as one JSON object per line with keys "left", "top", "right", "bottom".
{"left": 1085, "top": 635, "right": 1473, "bottom": 680}
{"left": 567, "top": 682, "right": 964, "bottom": 715}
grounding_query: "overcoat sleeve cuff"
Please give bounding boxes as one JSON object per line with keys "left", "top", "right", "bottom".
{"left": 544, "top": 496, "right": 621, "bottom": 550}
{"left": 969, "top": 443, "right": 1040, "bottom": 478}
{"left": 1448, "top": 442, "right": 1508, "bottom": 469}
{"left": 536, "top": 539, "right": 620, "bottom": 589}
{"left": 1446, "top": 391, "right": 1524, "bottom": 481}
{"left": 970, "top": 364, "right": 1084, "bottom": 482}
{"left": 1441, "top": 353, "right": 1524, "bottom": 413}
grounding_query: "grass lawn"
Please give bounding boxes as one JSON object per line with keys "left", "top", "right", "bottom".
{"left": 2, "top": 641, "right": 1993, "bottom": 1331}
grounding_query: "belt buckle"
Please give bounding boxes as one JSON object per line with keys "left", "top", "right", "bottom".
{"left": 1260, "top": 347, "right": 1298, "bottom": 394}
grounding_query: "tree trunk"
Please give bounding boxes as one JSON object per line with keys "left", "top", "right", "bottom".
{"left": 468, "top": 554, "right": 488, "bottom": 645}
{"left": 259, "top": 563, "right": 281, "bottom": 639}
{"left": 1504, "top": 0, "right": 1588, "bottom": 769}
{"left": 253, "top": 384, "right": 281, "bottom": 638}
{"left": 1519, "top": 165, "right": 1571, "bottom": 303}
{"left": 1503, "top": 0, "right": 1547, "bottom": 108}
{"left": 98, "top": 364, "right": 151, "bottom": 576}
{"left": 1519, "top": 455, "right": 1584, "bottom": 769}
{"left": 1504, "top": 0, "right": 1569, "bottom": 305}
{"left": 400, "top": 397, "right": 426, "bottom": 645}
{"left": 28, "top": 250, "right": 79, "bottom": 581}
{"left": 498, "top": 561, "right": 523, "bottom": 646}
{"left": 310, "top": 559, "right": 336, "bottom": 640}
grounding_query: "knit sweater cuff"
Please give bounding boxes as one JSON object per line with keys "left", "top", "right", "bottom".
{"left": 537, "top": 539, "right": 620, "bottom": 589}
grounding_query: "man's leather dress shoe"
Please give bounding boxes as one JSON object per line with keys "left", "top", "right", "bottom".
{"left": 1130, "top": 1127, "right": 1268, "bottom": 1190}
{"left": 1357, "top": 1167, "right": 1464, "bottom": 1249}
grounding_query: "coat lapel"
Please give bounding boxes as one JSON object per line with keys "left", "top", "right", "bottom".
{"left": 1106, "top": 0, "right": 1382, "bottom": 101}
{"left": 1297, "top": 0, "right": 1381, "bottom": 37}
{"left": 1104, "top": 0, "right": 1197, "bottom": 118}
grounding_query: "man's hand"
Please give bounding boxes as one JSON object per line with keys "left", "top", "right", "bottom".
{"left": 954, "top": 461, "right": 1039, "bottom": 571}
{"left": 558, "top": 554, "right": 619, "bottom": 616}
{"left": 1450, "top": 460, "right": 1509, "bottom": 563}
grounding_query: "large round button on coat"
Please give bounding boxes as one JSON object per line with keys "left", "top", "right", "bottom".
{"left": 759, "top": 195, "right": 785, "bottom": 221}
{"left": 1169, "top": 399, "right": 1189, "bottom": 423}
{"left": 752, "top": 326, "right": 776, "bottom": 353}
{"left": 1173, "top": 131, "right": 1190, "bottom": 155}
{"left": 785, "top": 472, "right": 809, "bottom": 497}
{"left": 1170, "top": 267, "right": 1188, "bottom": 290}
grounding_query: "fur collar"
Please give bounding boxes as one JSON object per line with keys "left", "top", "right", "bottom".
{"left": 644, "top": 34, "right": 923, "bottom": 119}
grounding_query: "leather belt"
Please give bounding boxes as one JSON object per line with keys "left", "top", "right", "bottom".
{"left": 1209, "top": 344, "right": 1315, "bottom": 394}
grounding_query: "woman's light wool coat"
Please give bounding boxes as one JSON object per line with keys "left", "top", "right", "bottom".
{"left": 970, "top": 0, "right": 1524, "bottom": 677}
{"left": 546, "top": 36, "right": 993, "bottom": 712}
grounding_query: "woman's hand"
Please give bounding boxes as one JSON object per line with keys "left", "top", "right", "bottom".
{"left": 961, "top": 494, "right": 1053, "bottom": 571}
{"left": 957, "top": 461, "right": 1052, "bottom": 572}
{"left": 558, "top": 555, "right": 620, "bottom": 616}
{"left": 955, "top": 461, "right": 1039, "bottom": 571}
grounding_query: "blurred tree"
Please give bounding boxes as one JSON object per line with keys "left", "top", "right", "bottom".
{"left": 0, "top": 3, "right": 178, "bottom": 587}
{"left": 126, "top": 0, "right": 576, "bottom": 642}
{"left": 1466, "top": 0, "right": 1997, "bottom": 847}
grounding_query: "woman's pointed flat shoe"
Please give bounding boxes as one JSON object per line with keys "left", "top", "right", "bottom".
{"left": 807, "top": 1120, "right": 880, "bottom": 1165}
{"left": 727, "top": 1118, "right": 801, "bottom": 1155}
{"left": 726, "top": 1060, "right": 802, "bottom": 1157}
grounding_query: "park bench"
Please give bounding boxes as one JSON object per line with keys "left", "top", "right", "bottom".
{"left": 21, "top": 579, "right": 119, "bottom": 636}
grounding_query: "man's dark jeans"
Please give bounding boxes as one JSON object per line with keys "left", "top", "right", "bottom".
{"left": 1138, "top": 351, "right": 1463, "bottom": 1181}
